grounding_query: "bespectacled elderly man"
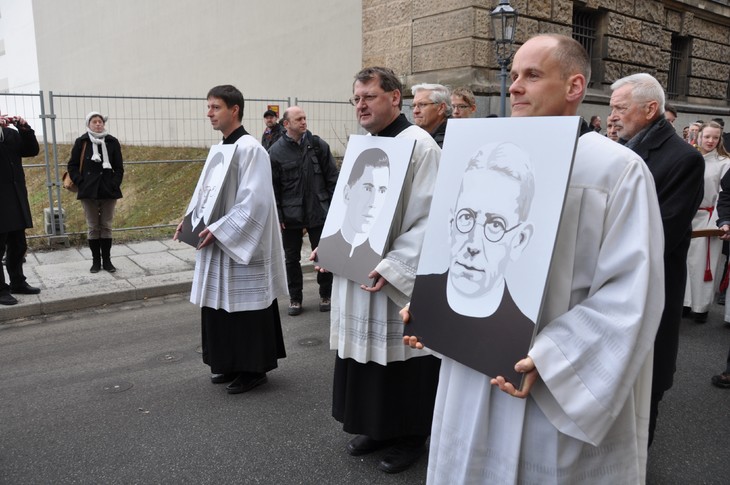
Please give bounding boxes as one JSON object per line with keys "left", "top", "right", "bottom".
{"left": 411, "top": 83, "right": 451, "bottom": 148}
{"left": 609, "top": 72, "right": 704, "bottom": 447}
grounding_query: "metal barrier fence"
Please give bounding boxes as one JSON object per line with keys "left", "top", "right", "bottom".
{"left": 1, "top": 91, "right": 361, "bottom": 243}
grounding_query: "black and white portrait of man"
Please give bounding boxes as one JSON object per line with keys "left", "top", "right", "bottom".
{"left": 179, "top": 145, "right": 236, "bottom": 247}
{"left": 408, "top": 117, "right": 579, "bottom": 384}
{"left": 445, "top": 142, "right": 535, "bottom": 319}
{"left": 317, "top": 135, "right": 414, "bottom": 286}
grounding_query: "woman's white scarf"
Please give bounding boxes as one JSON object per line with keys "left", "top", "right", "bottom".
{"left": 87, "top": 129, "right": 112, "bottom": 169}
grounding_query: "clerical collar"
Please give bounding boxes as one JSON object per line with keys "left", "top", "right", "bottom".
{"left": 374, "top": 113, "right": 412, "bottom": 138}
{"left": 222, "top": 125, "right": 248, "bottom": 144}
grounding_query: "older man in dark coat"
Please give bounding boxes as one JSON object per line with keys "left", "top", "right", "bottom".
{"left": 609, "top": 73, "right": 704, "bottom": 446}
{"left": 0, "top": 114, "right": 40, "bottom": 305}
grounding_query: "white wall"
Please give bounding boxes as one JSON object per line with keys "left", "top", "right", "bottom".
{"left": 31, "top": 0, "right": 362, "bottom": 101}
{"left": 0, "top": 0, "right": 40, "bottom": 93}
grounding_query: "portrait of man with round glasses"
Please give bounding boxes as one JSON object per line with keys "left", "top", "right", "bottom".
{"left": 409, "top": 141, "right": 538, "bottom": 383}
{"left": 446, "top": 142, "right": 535, "bottom": 317}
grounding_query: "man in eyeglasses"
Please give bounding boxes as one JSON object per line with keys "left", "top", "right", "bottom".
{"left": 411, "top": 83, "right": 451, "bottom": 148}
{"left": 315, "top": 66, "right": 441, "bottom": 474}
{"left": 410, "top": 141, "right": 536, "bottom": 384}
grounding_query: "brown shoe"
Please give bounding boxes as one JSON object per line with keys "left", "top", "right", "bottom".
{"left": 319, "top": 297, "right": 331, "bottom": 312}
{"left": 288, "top": 301, "right": 302, "bottom": 316}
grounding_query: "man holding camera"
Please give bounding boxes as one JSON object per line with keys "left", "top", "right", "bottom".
{"left": 0, "top": 112, "right": 41, "bottom": 305}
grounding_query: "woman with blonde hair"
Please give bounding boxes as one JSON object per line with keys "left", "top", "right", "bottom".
{"left": 684, "top": 120, "right": 730, "bottom": 322}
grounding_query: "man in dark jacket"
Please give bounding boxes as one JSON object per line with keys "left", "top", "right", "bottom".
{"left": 261, "top": 109, "right": 283, "bottom": 151}
{"left": 0, "top": 113, "right": 41, "bottom": 305}
{"left": 609, "top": 73, "right": 704, "bottom": 446}
{"left": 269, "top": 106, "right": 339, "bottom": 315}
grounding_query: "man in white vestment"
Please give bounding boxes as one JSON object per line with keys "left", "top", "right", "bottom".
{"left": 314, "top": 67, "right": 441, "bottom": 474}
{"left": 404, "top": 34, "right": 665, "bottom": 484}
{"left": 175, "top": 85, "right": 287, "bottom": 395}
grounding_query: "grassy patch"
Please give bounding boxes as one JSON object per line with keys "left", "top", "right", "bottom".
{"left": 23, "top": 145, "right": 209, "bottom": 249}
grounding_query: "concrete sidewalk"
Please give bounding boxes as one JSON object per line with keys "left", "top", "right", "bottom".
{"left": 0, "top": 238, "right": 313, "bottom": 322}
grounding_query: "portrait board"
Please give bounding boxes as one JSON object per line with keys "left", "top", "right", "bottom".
{"left": 408, "top": 116, "right": 581, "bottom": 387}
{"left": 317, "top": 134, "right": 415, "bottom": 286}
{"left": 178, "top": 144, "right": 237, "bottom": 248}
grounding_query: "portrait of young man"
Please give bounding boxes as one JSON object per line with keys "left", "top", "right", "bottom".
{"left": 317, "top": 137, "right": 414, "bottom": 287}
{"left": 179, "top": 146, "right": 235, "bottom": 247}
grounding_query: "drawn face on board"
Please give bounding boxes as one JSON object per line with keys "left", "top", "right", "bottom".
{"left": 447, "top": 144, "right": 534, "bottom": 304}
{"left": 192, "top": 152, "right": 225, "bottom": 226}
{"left": 342, "top": 164, "right": 390, "bottom": 239}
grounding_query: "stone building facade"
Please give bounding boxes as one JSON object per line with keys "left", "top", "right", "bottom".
{"left": 362, "top": 0, "right": 730, "bottom": 120}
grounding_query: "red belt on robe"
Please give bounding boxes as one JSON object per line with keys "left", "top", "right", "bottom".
{"left": 699, "top": 206, "right": 715, "bottom": 281}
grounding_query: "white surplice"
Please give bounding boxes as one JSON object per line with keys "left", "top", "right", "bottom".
{"left": 330, "top": 125, "right": 441, "bottom": 364}
{"left": 684, "top": 149, "right": 730, "bottom": 313}
{"left": 190, "top": 134, "right": 287, "bottom": 312}
{"left": 427, "top": 132, "right": 665, "bottom": 484}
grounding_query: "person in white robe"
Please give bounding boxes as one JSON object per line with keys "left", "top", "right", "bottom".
{"left": 176, "top": 85, "right": 287, "bottom": 395}
{"left": 684, "top": 121, "right": 730, "bottom": 322}
{"left": 315, "top": 67, "right": 442, "bottom": 475}
{"left": 404, "top": 35, "right": 665, "bottom": 484}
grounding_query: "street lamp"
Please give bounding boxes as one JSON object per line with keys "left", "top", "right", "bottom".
{"left": 490, "top": 0, "right": 519, "bottom": 117}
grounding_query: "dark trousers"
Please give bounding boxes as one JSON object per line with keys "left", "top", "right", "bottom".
{"left": 648, "top": 389, "right": 664, "bottom": 447}
{"left": 282, "top": 225, "right": 332, "bottom": 302}
{"left": 0, "top": 230, "right": 28, "bottom": 291}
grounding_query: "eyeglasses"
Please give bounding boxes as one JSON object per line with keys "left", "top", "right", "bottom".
{"left": 454, "top": 208, "right": 521, "bottom": 243}
{"left": 452, "top": 104, "right": 472, "bottom": 111}
{"left": 349, "top": 93, "right": 384, "bottom": 106}
{"left": 412, "top": 102, "right": 436, "bottom": 110}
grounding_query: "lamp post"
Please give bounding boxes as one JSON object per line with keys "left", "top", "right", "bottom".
{"left": 490, "top": 0, "right": 518, "bottom": 117}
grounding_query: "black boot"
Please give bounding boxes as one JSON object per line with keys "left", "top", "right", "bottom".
{"left": 89, "top": 239, "right": 101, "bottom": 273}
{"left": 100, "top": 238, "right": 116, "bottom": 273}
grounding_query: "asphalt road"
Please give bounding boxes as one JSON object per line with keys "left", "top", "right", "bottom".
{"left": 0, "top": 273, "right": 727, "bottom": 484}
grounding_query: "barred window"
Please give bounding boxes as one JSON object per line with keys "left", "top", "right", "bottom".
{"left": 572, "top": 9, "right": 597, "bottom": 59}
{"left": 667, "top": 35, "right": 689, "bottom": 100}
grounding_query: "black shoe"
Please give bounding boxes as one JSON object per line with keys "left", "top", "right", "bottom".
{"left": 0, "top": 292, "right": 18, "bottom": 306}
{"left": 682, "top": 306, "right": 691, "bottom": 318}
{"left": 346, "top": 435, "right": 394, "bottom": 456}
{"left": 694, "top": 312, "right": 708, "bottom": 324}
{"left": 377, "top": 438, "right": 426, "bottom": 474}
{"left": 711, "top": 372, "right": 730, "bottom": 389}
{"left": 102, "top": 261, "right": 116, "bottom": 273}
{"left": 210, "top": 373, "right": 237, "bottom": 384}
{"left": 90, "top": 261, "right": 101, "bottom": 273}
{"left": 226, "top": 373, "right": 268, "bottom": 394}
{"left": 10, "top": 283, "right": 41, "bottom": 295}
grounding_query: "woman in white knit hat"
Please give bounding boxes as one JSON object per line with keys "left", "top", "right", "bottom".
{"left": 67, "top": 112, "right": 124, "bottom": 273}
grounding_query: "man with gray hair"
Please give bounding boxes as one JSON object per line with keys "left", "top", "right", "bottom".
{"left": 411, "top": 83, "right": 451, "bottom": 148}
{"left": 609, "top": 72, "right": 704, "bottom": 446}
